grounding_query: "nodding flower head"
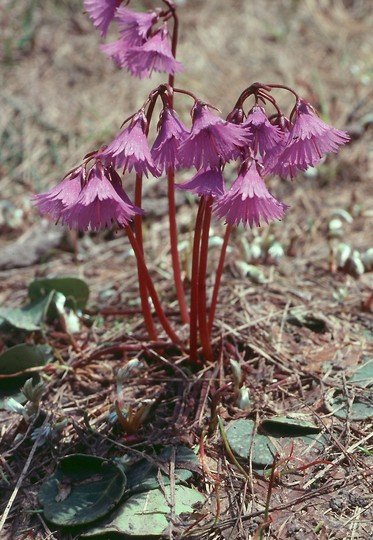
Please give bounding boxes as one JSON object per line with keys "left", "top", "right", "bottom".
{"left": 151, "top": 107, "right": 189, "bottom": 174}
{"left": 32, "top": 166, "right": 85, "bottom": 221}
{"left": 214, "top": 159, "right": 288, "bottom": 228}
{"left": 178, "top": 101, "right": 252, "bottom": 170}
{"left": 101, "top": 6, "right": 160, "bottom": 67}
{"left": 122, "top": 25, "right": 183, "bottom": 79}
{"left": 268, "top": 99, "right": 350, "bottom": 178}
{"left": 176, "top": 168, "right": 226, "bottom": 198}
{"left": 84, "top": 0, "right": 118, "bottom": 37}
{"left": 99, "top": 111, "right": 159, "bottom": 178}
{"left": 243, "top": 105, "right": 285, "bottom": 159}
{"left": 60, "top": 163, "right": 143, "bottom": 231}
{"left": 115, "top": 6, "right": 160, "bottom": 44}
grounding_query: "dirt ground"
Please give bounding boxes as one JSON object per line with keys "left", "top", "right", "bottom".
{"left": 0, "top": 0, "right": 372, "bottom": 539}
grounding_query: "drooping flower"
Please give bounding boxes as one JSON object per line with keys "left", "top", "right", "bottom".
{"left": 32, "top": 166, "right": 84, "bottom": 221}
{"left": 116, "top": 6, "right": 159, "bottom": 44}
{"left": 61, "top": 163, "right": 143, "bottom": 231}
{"left": 178, "top": 101, "right": 252, "bottom": 170}
{"left": 151, "top": 107, "right": 189, "bottom": 174}
{"left": 123, "top": 25, "right": 183, "bottom": 79}
{"left": 244, "top": 105, "right": 285, "bottom": 158}
{"left": 84, "top": 0, "right": 118, "bottom": 37}
{"left": 99, "top": 111, "right": 159, "bottom": 177}
{"left": 214, "top": 159, "right": 288, "bottom": 228}
{"left": 101, "top": 7, "right": 160, "bottom": 67}
{"left": 269, "top": 99, "right": 349, "bottom": 178}
{"left": 177, "top": 168, "right": 226, "bottom": 198}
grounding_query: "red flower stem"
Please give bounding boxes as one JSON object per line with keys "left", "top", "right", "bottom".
{"left": 198, "top": 196, "right": 214, "bottom": 362}
{"left": 167, "top": 2, "right": 178, "bottom": 90}
{"left": 125, "top": 226, "right": 181, "bottom": 345}
{"left": 208, "top": 224, "right": 232, "bottom": 334}
{"left": 167, "top": 167, "right": 190, "bottom": 324}
{"left": 189, "top": 199, "right": 206, "bottom": 364}
{"left": 134, "top": 174, "right": 157, "bottom": 341}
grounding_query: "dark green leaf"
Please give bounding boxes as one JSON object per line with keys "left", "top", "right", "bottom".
{"left": 329, "top": 395, "right": 373, "bottom": 420}
{"left": 28, "top": 277, "right": 89, "bottom": 310}
{"left": 0, "top": 292, "right": 55, "bottom": 331}
{"left": 261, "top": 416, "right": 321, "bottom": 435}
{"left": 38, "top": 454, "right": 127, "bottom": 526}
{"left": 225, "top": 419, "right": 276, "bottom": 467}
{"left": 349, "top": 358, "right": 373, "bottom": 388}
{"left": 81, "top": 485, "right": 204, "bottom": 537}
{"left": 0, "top": 344, "right": 52, "bottom": 408}
{"left": 125, "top": 446, "right": 198, "bottom": 495}
{"left": 225, "top": 418, "right": 327, "bottom": 469}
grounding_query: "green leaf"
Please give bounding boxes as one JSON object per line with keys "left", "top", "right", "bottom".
{"left": 329, "top": 394, "right": 373, "bottom": 421}
{"left": 28, "top": 277, "right": 90, "bottom": 310}
{"left": 125, "top": 446, "right": 198, "bottom": 495}
{"left": 225, "top": 419, "right": 276, "bottom": 467}
{"left": 261, "top": 415, "right": 321, "bottom": 435}
{"left": 225, "top": 418, "right": 327, "bottom": 469}
{"left": 0, "top": 292, "right": 55, "bottom": 331}
{"left": 0, "top": 344, "right": 52, "bottom": 376}
{"left": 0, "top": 344, "right": 52, "bottom": 408}
{"left": 81, "top": 485, "right": 205, "bottom": 537}
{"left": 38, "top": 454, "right": 127, "bottom": 526}
{"left": 349, "top": 358, "right": 373, "bottom": 388}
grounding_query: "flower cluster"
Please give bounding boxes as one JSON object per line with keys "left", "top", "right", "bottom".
{"left": 84, "top": 1, "right": 182, "bottom": 78}
{"left": 34, "top": 83, "right": 349, "bottom": 231}
{"left": 33, "top": 1, "right": 350, "bottom": 357}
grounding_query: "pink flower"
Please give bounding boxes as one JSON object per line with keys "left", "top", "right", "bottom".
{"left": 176, "top": 168, "right": 225, "bottom": 198}
{"left": 101, "top": 7, "right": 160, "bottom": 67}
{"left": 214, "top": 159, "right": 288, "bottom": 228}
{"left": 100, "top": 37, "right": 130, "bottom": 68}
{"left": 244, "top": 105, "right": 285, "bottom": 158}
{"left": 123, "top": 26, "right": 183, "bottom": 79}
{"left": 116, "top": 6, "right": 159, "bottom": 43}
{"left": 84, "top": 0, "right": 118, "bottom": 37}
{"left": 270, "top": 99, "right": 349, "bottom": 178}
{"left": 151, "top": 108, "right": 189, "bottom": 174}
{"left": 178, "top": 102, "right": 252, "bottom": 170}
{"left": 32, "top": 167, "right": 84, "bottom": 221}
{"left": 61, "top": 164, "right": 143, "bottom": 231}
{"left": 99, "top": 111, "right": 159, "bottom": 177}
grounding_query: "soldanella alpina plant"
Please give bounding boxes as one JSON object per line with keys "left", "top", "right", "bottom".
{"left": 33, "top": 0, "right": 349, "bottom": 364}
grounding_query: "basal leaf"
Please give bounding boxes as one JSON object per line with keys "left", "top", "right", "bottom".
{"left": 38, "top": 454, "right": 127, "bottom": 526}
{"left": 225, "top": 419, "right": 276, "bottom": 467}
{"left": 0, "top": 292, "right": 55, "bottom": 331}
{"left": 125, "top": 446, "right": 198, "bottom": 495}
{"left": 261, "top": 415, "right": 321, "bottom": 435}
{"left": 0, "top": 344, "right": 52, "bottom": 409}
{"left": 225, "top": 418, "right": 327, "bottom": 469}
{"left": 28, "top": 277, "right": 89, "bottom": 310}
{"left": 81, "top": 484, "right": 204, "bottom": 537}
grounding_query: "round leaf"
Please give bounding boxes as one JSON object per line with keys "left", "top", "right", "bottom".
{"left": 0, "top": 292, "right": 54, "bottom": 331}
{"left": 28, "top": 277, "right": 90, "bottom": 310}
{"left": 125, "top": 446, "right": 198, "bottom": 495}
{"left": 261, "top": 416, "right": 321, "bottom": 435}
{"left": 38, "top": 454, "right": 127, "bottom": 526}
{"left": 0, "top": 344, "right": 52, "bottom": 408}
{"left": 82, "top": 485, "right": 205, "bottom": 537}
{"left": 225, "top": 419, "right": 276, "bottom": 467}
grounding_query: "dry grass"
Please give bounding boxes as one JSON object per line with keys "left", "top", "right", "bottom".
{"left": 0, "top": 0, "right": 372, "bottom": 539}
